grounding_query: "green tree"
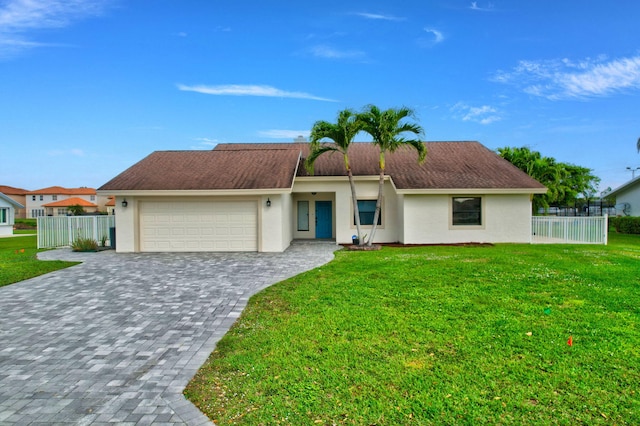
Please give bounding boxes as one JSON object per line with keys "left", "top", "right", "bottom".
{"left": 67, "top": 204, "right": 85, "bottom": 216}
{"left": 497, "top": 146, "right": 600, "bottom": 213}
{"left": 359, "top": 105, "right": 426, "bottom": 246}
{"left": 306, "top": 109, "right": 365, "bottom": 244}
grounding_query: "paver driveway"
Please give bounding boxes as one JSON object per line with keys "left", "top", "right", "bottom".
{"left": 0, "top": 242, "right": 338, "bottom": 425}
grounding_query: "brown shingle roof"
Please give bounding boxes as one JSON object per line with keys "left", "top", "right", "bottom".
{"left": 219, "top": 141, "right": 545, "bottom": 190}
{"left": 99, "top": 142, "right": 545, "bottom": 192}
{"left": 42, "top": 197, "right": 98, "bottom": 208}
{"left": 27, "top": 186, "right": 96, "bottom": 195}
{"left": 99, "top": 149, "right": 301, "bottom": 191}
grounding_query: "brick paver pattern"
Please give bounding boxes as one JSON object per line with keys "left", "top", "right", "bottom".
{"left": 0, "top": 242, "right": 338, "bottom": 425}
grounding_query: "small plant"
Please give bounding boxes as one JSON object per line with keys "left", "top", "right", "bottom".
{"left": 71, "top": 237, "right": 98, "bottom": 252}
{"left": 100, "top": 234, "right": 108, "bottom": 247}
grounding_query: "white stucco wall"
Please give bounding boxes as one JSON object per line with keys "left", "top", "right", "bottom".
{"left": 114, "top": 196, "right": 137, "bottom": 252}
{"left": 401, "top": 193, "right": 533, "bottom": 244}
{"left": 260, "top": 194, "right": 292, "bottom": 252}
{"left": 615, "top": 183, "right": 640, "bottom": 216}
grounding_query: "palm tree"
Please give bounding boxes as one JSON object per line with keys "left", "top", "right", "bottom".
{"left": 358, "top": 105, "right": 426, "bottom": 246}
{"left": 306, "top": 109, "right": 365, "bottom": 244}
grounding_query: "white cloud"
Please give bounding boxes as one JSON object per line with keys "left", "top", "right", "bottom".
{"left": 47, "top": 148, "right": 86, "bottom": 157}
{"left": 0, "top": 0, "right": 109, "bottom": 57}
{"left": 309, "top": 45, "right": 365, "bottom": 60}
{"left": 190, "top": 137, "right": 219, "bottom": 150}
{"left": 177, "top": 84, "right": 337, "bottom": 102}
{"left": 353, "top": 12, "right": 405, "bottom": 21}
{"left": 423, "top": 28, "right": 444, "bottom": 44}
{"left": 451, "top": 102, "right": 502, "bottom": 125}
{"left": 469, "top": 2, "right": 495, "bottom": 12}
{"left": 258, "top": 130, "right": 310, "bottom": 140}
{"left": 493, "top": 55, "right": 640, "bottom": 100}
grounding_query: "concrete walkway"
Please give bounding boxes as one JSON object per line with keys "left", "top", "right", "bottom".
{"left": 0, "top": 242, "right": 339, "bottom": 425}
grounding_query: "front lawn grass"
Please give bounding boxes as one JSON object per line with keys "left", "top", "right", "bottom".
{"left": 185, "top": 233, "right": 640, "bottom": 425}
{"left": 0, "top": 235, "right": 79, "bottom": 287}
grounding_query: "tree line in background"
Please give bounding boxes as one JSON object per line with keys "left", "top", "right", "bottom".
{"left": 497, "top": 146, "right": 601, "bottom": 214}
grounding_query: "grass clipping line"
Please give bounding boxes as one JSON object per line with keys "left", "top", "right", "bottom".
{"left": 184, "top": 235, "right": 640, "bottom": 425}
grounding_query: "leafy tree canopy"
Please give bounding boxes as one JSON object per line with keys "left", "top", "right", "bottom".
{"left": 67, "top": 204, "right": 85, "bottom": 216}
{"left": 497, "top": 146, "right": 600, "bottom": 212}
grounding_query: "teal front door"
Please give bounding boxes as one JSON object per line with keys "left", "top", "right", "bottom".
{"left": 315, "top": 201, "right": 332, "bottom": 239}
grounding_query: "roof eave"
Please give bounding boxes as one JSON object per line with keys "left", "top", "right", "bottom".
{"left": 395, "top": 187, "right": 548, "bottom": 195}
{"left": 607, "top": 176, "right": 640, "bottom": 197}
{"left": 0, "top": 193, "right": 24, "bottom": 208}
{"left": 97, "top": 188, "right": 293, "bottom": 197}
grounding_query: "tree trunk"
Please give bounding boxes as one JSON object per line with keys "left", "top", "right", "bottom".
{"left": 367, "top": 168, "right": 385, "bottom": 246}
{"left": 347, "top": 168, "right": 363, "bottom": 244}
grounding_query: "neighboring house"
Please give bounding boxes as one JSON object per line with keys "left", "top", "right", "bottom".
{"left": 0, "top": 192, "right": 24, "bottom": 236}
{"left": 607, "top": 175, "right": 640, "bottom": 216}
{"left": 98, "top": 141, "right": 547, "bottom": 253}
{"left": 25, "top": 186, "right": 107, "bottom": 217}
{"left": 105, "top": 196, "right": 116, "bottom": 215}
{"left": 42, "top": 197, "right": 99, "bottom": 216}
{"left": 0, "top": 185, "right": 28, "bottom": 219}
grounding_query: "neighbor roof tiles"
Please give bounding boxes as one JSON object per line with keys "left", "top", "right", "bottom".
{"left": 42, "top": 197, "right": 98, "bottom": 207}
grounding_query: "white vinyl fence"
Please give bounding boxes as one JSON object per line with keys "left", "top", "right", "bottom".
{"left": 532, "top": 215, "right": 608, "bottom": 245}
{"left": 38, "top": 216, "right": 116, "bottom": 249}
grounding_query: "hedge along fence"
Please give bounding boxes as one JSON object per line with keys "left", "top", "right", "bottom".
{"left": 609, "top": 216, "right": 640, "bottom": 234}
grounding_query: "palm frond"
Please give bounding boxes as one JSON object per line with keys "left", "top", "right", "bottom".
{"left": 305, "top": 145, "right": 340, "bottom": 175}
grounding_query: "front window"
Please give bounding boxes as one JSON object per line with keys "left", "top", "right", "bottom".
{"left": 32, "top": 195, "right": 36, "bottom": 201}
{"left": 452, "top": 197, "right": 482, "bottom": 226}
{"left": 0, "top": 208, "right": 7, "bottom": 224}
{"left": 356, "top": 200, "right": 381, "bottom": 226}
{"left": 52, "top": 195, "right": 57, "bottom": 201}
{"left": 39, "top": 195, "right": 43, "bottom": 201}
{"left": 90, "top": 195, "right": 96, "bottom": 201}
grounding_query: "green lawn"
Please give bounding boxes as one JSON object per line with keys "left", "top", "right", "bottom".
{"left": 185, "top": 233, "right": 640, "bottom": 425}
{"left": 0, "top": 235, "right": 79, "bottom": 287}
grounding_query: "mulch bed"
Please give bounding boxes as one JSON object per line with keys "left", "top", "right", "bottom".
{"left": 343, "top": 242, "right": 494, "bottom": 251}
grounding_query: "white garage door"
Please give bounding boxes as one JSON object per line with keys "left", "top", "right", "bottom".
{"left": 140, "top": 200, "right": 257, "bottom": 252}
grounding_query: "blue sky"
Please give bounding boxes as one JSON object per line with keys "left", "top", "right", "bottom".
{"left": 2, "top": 0, "right": 640, "bottom": 194}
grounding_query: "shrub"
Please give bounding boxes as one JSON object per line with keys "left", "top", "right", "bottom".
{"left": 14, "top": 219, "right": 37, "bottom": 229}
{"left": 71, "top": 237, "right": 98, "bottom": 252}
{"left": 610, "top": 216, "right": 640, "bottom": 234}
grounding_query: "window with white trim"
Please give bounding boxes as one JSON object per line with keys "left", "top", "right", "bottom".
{"left": 0, "top": 208, "right": 7, "bottom": 224}
{"left": 452, "top": 197, "right": 482, "bottom": 226}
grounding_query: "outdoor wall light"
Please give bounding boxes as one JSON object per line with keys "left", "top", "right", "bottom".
{"left": 121, "top": 199, "right": 128, "bottom": 208}
{"left": 266, "top": 198, "right": 271, "bottom": 207}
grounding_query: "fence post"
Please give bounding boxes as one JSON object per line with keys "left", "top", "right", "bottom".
{"left": 92, "top": 216, "right": 98, "bottom": 243}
